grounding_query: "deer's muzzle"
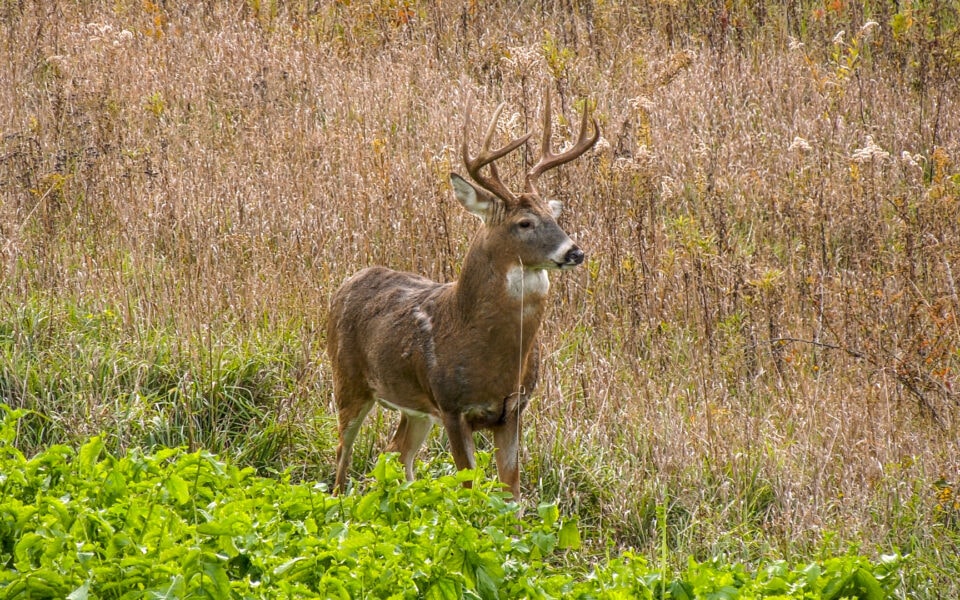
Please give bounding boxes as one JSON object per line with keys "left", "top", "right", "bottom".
{"left": 562, "top": 246, "right": 585, "bottom": 268}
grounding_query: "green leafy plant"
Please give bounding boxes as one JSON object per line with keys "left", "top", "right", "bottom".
{"left": 1, "top": 405, "right": 906, "bottom": 599}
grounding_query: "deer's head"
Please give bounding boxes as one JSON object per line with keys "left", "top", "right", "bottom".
{"left": 451, "top": 88, "right": 599, "bottom": 277}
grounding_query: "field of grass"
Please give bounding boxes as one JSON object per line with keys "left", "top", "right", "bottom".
{"left": 1, "top": 0, "right": 959, "bottom": 597}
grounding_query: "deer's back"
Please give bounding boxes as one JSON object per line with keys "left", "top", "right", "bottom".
{"left": 327, "top": 267, "right": 450, "bottom": 406}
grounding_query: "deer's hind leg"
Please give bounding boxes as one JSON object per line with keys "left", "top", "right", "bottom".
{"left": 442, "top": 413, "right": 477, "bottom": 486}
{"left": 493, "top": 413, "right": 521, "bottom": 500}
{"left": 333, "top": 378, "right": 376, "bottom": 495}
{"left": 385, "top": 411, "right": 434, "bottom": 481}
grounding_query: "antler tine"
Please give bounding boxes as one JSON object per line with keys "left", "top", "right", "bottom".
{"left": 539, "top": 86, "right": 554, "bottom": 168}
{"left": 462, "top": 96, "right": 531, "bottom": 203}
{"left": 526, "top": 86, "right": 601, "bottom": 195}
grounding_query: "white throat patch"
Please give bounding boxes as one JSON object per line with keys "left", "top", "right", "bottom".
{"left": 506, "top": 266, "right": 550, "bottom": 300}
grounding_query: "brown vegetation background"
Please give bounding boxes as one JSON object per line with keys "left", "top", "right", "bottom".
{"left": 2, "top": 0, "right": 958, "bottom": 582}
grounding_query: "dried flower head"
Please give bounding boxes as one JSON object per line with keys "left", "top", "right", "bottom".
{"left": 593, "top": 136, "right": 612, "bottom": 154}
{"left": 628, "top": 96, "right": 656, "bottom": 114}
{"left": 501, "top": 45, "right": 541, "bottom": 74}
{"left": 659, "top": 175, "right": 681, "bottom": 200}
{"left": 900, "top": 151, "right": 924, "bottom": 170}
{"left": 851, "top": 136, "right": 890, "bottom": 163}
{"left": 859, "top": 21, "right": 879, "bottom": 38}
{"left": 788, "top": 137, "right": 812, "bottom": 153}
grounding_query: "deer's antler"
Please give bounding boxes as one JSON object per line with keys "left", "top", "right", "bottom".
{"left": 525, "top": 86, "right": 600, "bottom": 196}
{"left": 462, "top": 96, "right": 531, "bottom": 204}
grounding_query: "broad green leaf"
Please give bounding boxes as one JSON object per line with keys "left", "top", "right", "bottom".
{"left": 372, "top": 453, "right": 403, "bottom": 484}
{"left": 152, "top": 447, "right": 182, "bottom": 463}
{"left": 273, "top": 556, "right": 308, "bottom": 577}
{"left": 164, "top": 473, "right": 190, "bottom": 505}
{"left": 14, "top": 531, "right": 45, "bottom": 566}
{"left": 145, "top": 574, "right": 186, "bottom": 599}
{"left": 530, "top": 531, "right": 557, "bottom": 557}
{"left": 0, "top": 408, "right": 30, "bottom": 444}
{"left": 852, "top": 568, "right": 886, "bottom": 600}
{"left": 41, "top": 496, "right": 73, "bottom": 531}
{"left": 66, "top": 580, "right": 91, "bottom": 600}
{"left": 1, "top": 568, "right": 69, "bottom": 599}
{"left": 707, "top": 585, "right": 739, "bottom": 599}
{"left": 822, "top": 572, "right": 854, "bottom": 600}
{"left": 196, "top": 512, "right": 251, "bottom": 536}
{"left": 78, "top": 436, "right": 104, "bottom": 475}
{"left": 456, "top": 468, "right": 481, "bottom": 484}
{"left": 198, "top": 554, "right": 231, "bottom": 599}
{"left": 318, "top": 573, "right": 353, "bottom": 600}
{"left": 558, "top": 518, "right": 581, "bottom": 550}
{"left": 425, "top": 576, "right": 462, "bottom": 600}
{"left": 800, "top": 563, "right": 821, "bottom": 588}
{"left": 355, "top": 490, "right": 380, "bottom": 519}
{"left": 102, "top": 467, "right": 127, "bottom": 503}
{"left": 669, "top": 580, "right": 694, "bottom": 600}
{"left": 475, "top": 565, "right": 500, "bottom": 600}
{"left": 537, "top": 503, "right": 559, "bottom": 527}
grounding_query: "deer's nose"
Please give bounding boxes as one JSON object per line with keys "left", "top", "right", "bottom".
{"left": 565, "top": 247, "right": 585, "bottom": 266}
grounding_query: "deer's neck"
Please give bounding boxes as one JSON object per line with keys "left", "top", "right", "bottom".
{"left": 451, "top": 244, "right": 549, "bottom": 346}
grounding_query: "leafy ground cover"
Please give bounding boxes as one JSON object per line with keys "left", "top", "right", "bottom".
{"left": 2, "top": 1, "right": 959, "bottom": 598}
{"left": 2, "top": 406, "right": 902, "bottom": 599}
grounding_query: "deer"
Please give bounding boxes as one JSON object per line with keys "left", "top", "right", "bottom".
{"left": 327, "top": 87, "right": 599, "bottom": 499}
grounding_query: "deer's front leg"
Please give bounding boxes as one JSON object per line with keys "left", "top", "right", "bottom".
{"left": 493, "top": 414, "right": 521, "bottom": 499}
{"left": 442, "top": 413, "right": 477, "bottom": 487}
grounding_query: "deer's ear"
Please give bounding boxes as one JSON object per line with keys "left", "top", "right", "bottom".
{"left": 450, "top": 173, "right": 493, "bottom": 222}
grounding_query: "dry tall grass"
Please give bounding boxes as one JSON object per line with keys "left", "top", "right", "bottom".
{"left": 2, "top": 0, "right": 958, "bottom": 587}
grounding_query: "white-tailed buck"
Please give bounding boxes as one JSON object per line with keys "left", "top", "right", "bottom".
{"left": 327, "top": 88, "right": 599, "bottom": 498}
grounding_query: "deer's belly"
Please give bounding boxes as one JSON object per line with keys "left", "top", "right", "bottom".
{"left": 378, "top": 397, "right": 442, "bottom": 423}
{"left": 460, "top": 392, "right": 527, "bottom": 428}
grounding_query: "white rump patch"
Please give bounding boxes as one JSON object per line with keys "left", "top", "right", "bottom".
{"left": 506, "top": 266, "right": 550, "bottom": 299}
